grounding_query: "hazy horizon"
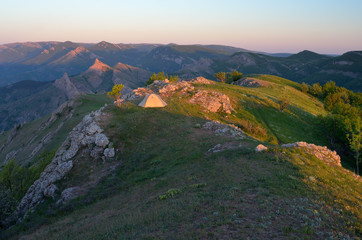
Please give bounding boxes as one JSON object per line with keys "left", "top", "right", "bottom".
{"left": 1, "top": 0, "right": 362, "bottom": 54}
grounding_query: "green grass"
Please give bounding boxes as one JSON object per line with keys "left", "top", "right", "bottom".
{"left": 5, "top": 102, "right": 360, "bottom": 239}
{"left": 2, "top": 75, "right": 360, "bottom": 239}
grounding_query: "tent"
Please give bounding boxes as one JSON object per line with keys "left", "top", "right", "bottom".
{"left": 138, "top": 93, "right": 167, "bottom": 108}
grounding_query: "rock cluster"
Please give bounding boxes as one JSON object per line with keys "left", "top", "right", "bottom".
{"left": 281, "top": 142, "right": 341, "bottom": 167}
{"left": 202, "top": 121, "right": 245, "bottom": 140}
{"left": 122, "top": 77, "right": 216, "bottom": 102}
{"left": 191, "top": 77, "right": 216, "bottom": 85}
{"left": 159, "top": 81, "right": 195, "bottom": 96}
{"left": 189, "top": 90, "right": 234, "bottom": 114}
{"left": 16, "top": 105, "right": 114, "bottom": 217}
{"left": 232, "top": 77, "right": 267, "bottom": 88}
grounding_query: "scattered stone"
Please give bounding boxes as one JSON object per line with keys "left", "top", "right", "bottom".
{"left": 202, "top": 121, "right": 245, "bottom": 140}
{"left": 194, "top": 123, "right": 201, "bottom": 128}
{"left": 208, "top": 142, "right": 243, "bottom": 153}
{"left": 255, "top": 144, "right": 268, "bottom": 152}
{"left": 309, "top": 176, "right": 316, "bottom": 182}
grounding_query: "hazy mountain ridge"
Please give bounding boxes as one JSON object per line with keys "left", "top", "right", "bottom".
{"left": 0, "top": 41, "right": 361, "bottom": 91}
{"left": 0, "top": 59, "right": 151, "bottom": 132}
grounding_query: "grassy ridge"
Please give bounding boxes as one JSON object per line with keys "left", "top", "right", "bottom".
{"left": 9, "top": 101, "right": 360, "bottom": 239}
{"left": 2, "top": 76, "right": 360, "bottom": 239}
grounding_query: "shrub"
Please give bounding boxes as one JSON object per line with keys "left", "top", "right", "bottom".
{"left": 158, "top": 188, "right": 182, "bottom": 200}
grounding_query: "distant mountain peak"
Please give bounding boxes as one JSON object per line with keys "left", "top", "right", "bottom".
{"left": 114, "top": 62, "right": 136, "bottom": 70}
{"left": 88, "top": 58, "right": 111, "bottom": 72}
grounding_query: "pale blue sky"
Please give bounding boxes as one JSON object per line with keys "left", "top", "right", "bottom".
{"left": 1, "top": 0, "right": 361, "bottom": 54}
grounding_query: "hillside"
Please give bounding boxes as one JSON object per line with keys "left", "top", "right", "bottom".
{"left": 1, "top": 75, "right": 361, "bottom": 239}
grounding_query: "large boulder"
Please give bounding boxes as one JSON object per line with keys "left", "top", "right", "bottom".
{"left": 255, "top": 144, "right": 268, "bottom": 152}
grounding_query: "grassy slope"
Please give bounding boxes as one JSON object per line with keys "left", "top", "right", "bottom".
{"left": 4, "top": 76, "right": 361, "bottom": 239}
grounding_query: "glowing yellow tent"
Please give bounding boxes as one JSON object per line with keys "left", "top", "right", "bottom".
{"left": 138, "top": 94, "right": 167, "bottom": 108}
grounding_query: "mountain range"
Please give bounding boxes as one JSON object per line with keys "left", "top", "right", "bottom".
{"left": 0, "top": 58, "right": 150, "bottom": 132}
{"left": 1, "top": 41, "right": 361, "bottom": 91}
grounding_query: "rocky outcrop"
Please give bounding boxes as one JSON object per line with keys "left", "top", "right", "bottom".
{"left": 203, "top": 121, "right": 245, "bottom": 140}
{"left": 191, "top": 76, "right": 216, "bottom": 85}
{"left": 255, "top": 144, "right": 268, "bottom": 152}
{"left": 16, "top": 105, "right": 114, "bottom": 217}
{"left": 159, "top": 81, "right": 195, "bottom": 96}
{"left": 53, "top": 73, "right": 80, "bottom": 99}
{"left": 122, "top": 77, "right": 216, "bottom": 102}
{"left": 189, "top": 90, "right": 234, "bottom": 114}
{"left": 281, "top": 142, "right": 341, "bottom": 167}
{"left": 232, "top": 77, "right": 269, "bottom": 88}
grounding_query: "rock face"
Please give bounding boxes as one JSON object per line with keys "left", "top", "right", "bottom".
{"left": 53, "top": 73, "right": 80, "bottom": 99}
{"left": 16, "top": 105, "right": 113, "bottom": 217}
{"left": 189, "top": 90, "right": 234, "bottom": 114}
{"left": 159, "top": 81, "right": 195, "bottom": 96}
{"left": 232, "top": 77, "right": 268, "bottom": 88}
{"left": 202, "top": 121, "right": 246, "bottom": 140}
{"left": 255, "top": 144, "right": 268, "bottom": 152}
{"left": 281, "top": 142, "right": 341, "bottom": 167}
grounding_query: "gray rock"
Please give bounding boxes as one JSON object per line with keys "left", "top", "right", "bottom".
{"left": 86, "top": 122, "right": 103, "bottom": 135}
{"left": 90, "top": 146, "right": 104, "bottom": 159}
{"left": 43, "top": 184, "right": 58, "bottom": 197}
{"left": 57, "top": 187, "right": 82, "bottom": 205}
{"left": 63, "top": 139, "right": 79, "bottom": 160}
{"left": 15, "top": 105, "right": 112, "bottom": 218}
{"left": 95, "top": 133, "right": 109, "bottom": 148}
{"left": 104, "top": 148, "right": 115, "bottom": 158}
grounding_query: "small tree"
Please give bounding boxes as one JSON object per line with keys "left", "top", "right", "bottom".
{"left": 279, "top": 95, "right": 290, "bottom": 111}
{"left": 345, "top": 116, "right": 361, "bottom": 175}
{"left": 310, "top": 83, "right": 323, "bottom": 97}
{"left": 146, "top": 72, "right": 169, "bottom": 85}
{"left": 107, "top": 84, "right": 124, "bottom": 107}
{"left": 169, "top": 75, "right": 179, "bottom": 83}
{"left": 301, "top": 82, "right": 309, "bottom": 94}
{"left": 214, "top": 72, "right": 226, "bottom": 83}
{"left": 226, "top": 70, "right": 243, "bottom": 83}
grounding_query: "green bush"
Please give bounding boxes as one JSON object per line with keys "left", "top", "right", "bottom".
{"left": 158, "top": 188, "right": 182, "bottom": 200}
{"left": 0, "top": 150, "right": 56, "bottom": 223}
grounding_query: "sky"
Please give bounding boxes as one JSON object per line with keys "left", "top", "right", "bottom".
{"left": 0, "top": 0, "right": 362, "bottom": 54}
